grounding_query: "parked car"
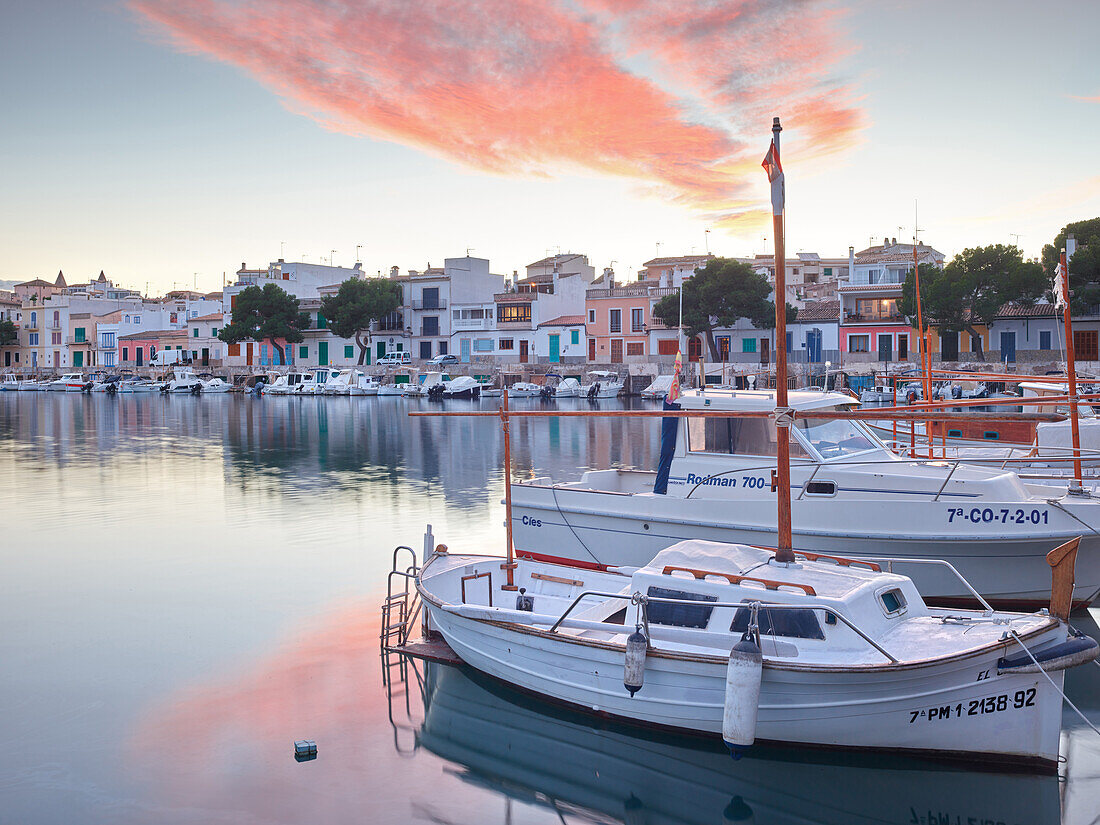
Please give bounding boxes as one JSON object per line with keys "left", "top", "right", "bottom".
{"left": 427, "top": 353, "right": 459, "bottom": 365}
{"left": 377, "top": 351, "right": 412, "bottom": 366}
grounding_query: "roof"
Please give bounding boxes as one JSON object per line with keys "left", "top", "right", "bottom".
{"left": 795, "top": 300, "right": 839, "bottom": 322}
{"left": 995, "top": 302, "right": 1058, "bottom": 319}
{"left": 97, "top": 270, "right": 107, "bottom": 282}
{"left": 642, "top": 254, "right": 713, "bottom": 267}
{"left": 527, "top": 253, "right": 587, "bottom": 268}
{"left": 15, "top": 278, "right": 54, "bottom": 288}
{"left": 118, "top": 329, "right": 183, "bottom": 341}
{"left": 539, "top": 314, "right": 586, "bottom": 327}
{"left": 189, "top": 312, "right": 223, "bottom": 322}
{"left": 54, "top": 270, "right": 67, "bottom": 287}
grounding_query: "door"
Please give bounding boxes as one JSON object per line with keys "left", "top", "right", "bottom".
{"left": 897, "top": 334, "right": 908, "bottom": 361}
{"left": 377, "top": 340, "right": 386, "bottom": 361}
{"left": 461, "top": 338, "right": 471, "bottom": 363}
{"left": 3, "top": 352, "right": 8, "bottom": 367}
{"left": 878, "top": 334, "right": 892, "bottom": 363}
{"left": 201, "top": 348, "right": 209, "bottom": 366}
{"left": 759, "top": 338, "right": 769, "bottom": 365}
{"left": 519, "top": 339, "right": 529, "bottom": 364}
{"left": 318, "top": 341, "right": 329, "bottom": 366}
{"left": 73, "top": 351, "right": 83, "bottom": 368}
{"left": 588, "top": 338, "right": 596, "bottom": 361}
{"left": 419, "top": 341, "right": 432, "bottom": 360}
{"left": 717, "top": 337, "right": 730, "bottom": 362}
{"left": 610, "top": 339, "right": 623, "bottom": 363}
{"left": 548, "top": 334, "right": 560, "bottom": 363}
{"left": 246, "top": 342, "right": 254, "bottom": 366}
{"left": 999, "top": 331, "right": 1016, "bottom": 363}
{"left": 1074, "top": 330, "right": 1098, "bottom": 361}
{"left": 806, "top": 329, "right": 822, "bottom": 363}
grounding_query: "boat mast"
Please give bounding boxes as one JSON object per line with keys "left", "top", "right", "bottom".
{"left": 769, "top": 117, "right": 795, "bottom": 564}
{"left": 1058, "top": 243, "right": 1084, "bottom": 491}
{"left": 500, "top": 384, "right": 518, "bottom": 588}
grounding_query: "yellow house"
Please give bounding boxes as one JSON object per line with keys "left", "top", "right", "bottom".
{"left": 925, "top": 324, "right": 990, "bottom": 361}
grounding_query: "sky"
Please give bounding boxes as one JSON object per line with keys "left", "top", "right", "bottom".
{"left": 1, "top": 0, "right": 1098, "bottom": 295}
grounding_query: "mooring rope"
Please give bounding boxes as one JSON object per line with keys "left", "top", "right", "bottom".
{"left": 1008, "top": 630, "right": 1100, "bottom": 739}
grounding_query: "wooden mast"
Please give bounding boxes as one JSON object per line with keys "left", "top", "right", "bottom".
{"left": 770, "top": 117, "right": 795, "bottom": 564}
{"left": 1058, "top": 247, "right": 1084, "bottom": 491}
{"left": 500, "top": 384, "right": 518, "bottom": 589}
{"left": 912, "top": 242, "right": 934, "bottom": 457}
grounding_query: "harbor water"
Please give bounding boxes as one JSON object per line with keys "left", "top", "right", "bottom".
{"left": 1, "top": 391, "right": 1098, "bottom": 824}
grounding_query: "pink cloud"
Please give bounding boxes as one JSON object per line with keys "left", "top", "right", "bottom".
{"left": 131, "top": 0, "right": 863, "bottom": 230}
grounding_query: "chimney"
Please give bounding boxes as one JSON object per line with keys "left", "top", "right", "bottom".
{"left": 241, "top": 262, "right": 247, "bottom": 270}
{"left": 848, "top": 246, "right": 855, "bottom": 273}
{"left": 891, "top": 237, "right": 897, "bottom": 246}
{"left": 389, "top": 266, "right": 399, "bottom": 278}
{"left": 278, "top": 258, "right": 284, "bottom": 264}
{"left": 603, "top": 266, "right": 615, "bottom": 288}
{"left": 883, "top": 238, "right": 889, "bottom": 248}
{"left": 353, "top": 262, "right": 362, "bottom": 271}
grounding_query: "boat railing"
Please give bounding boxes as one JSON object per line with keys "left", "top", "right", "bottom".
{"left": 858, "top": 557, "right": 995, "bottom": 616}
{"left": 544, "top": 590, "right": 898, "bottom": 663}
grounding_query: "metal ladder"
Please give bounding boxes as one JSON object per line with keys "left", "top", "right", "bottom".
{"left": 380, "top": 545, "right": 421, "bottom": 688}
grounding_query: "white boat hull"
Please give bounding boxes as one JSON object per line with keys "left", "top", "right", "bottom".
{"left": 424, "top": 601, "right": 1064, "bottom": 768}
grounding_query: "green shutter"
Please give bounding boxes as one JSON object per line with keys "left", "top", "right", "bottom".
{"left": 316, "top": 313, "right": 327, "bottom": 330}
{"left": 193, "top": 328, "right": 199, "bottom": 337}
{"left": 344, "top": 345, "right": 354, "bottom": 358}
{"left": 299, "top": 345, "right": 308, "bottom": 358}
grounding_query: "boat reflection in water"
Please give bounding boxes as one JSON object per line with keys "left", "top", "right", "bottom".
{"left": 414, "top": 662, "right": 1060, "bottom": 825}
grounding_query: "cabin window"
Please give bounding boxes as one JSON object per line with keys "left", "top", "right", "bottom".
{"left": 687, "top": 417, "right": 808, "bottom": 458}
{"left": 983, "top": 431, "right": 999, "bottom": 440}
{"left": 646, "top": 587, "right": 717, "bottom": 628}
{"left": 947, "top": 429, "right": 963, "bottom": 438}
{"left": 878, "top": 587, "right": 907, "bottom": 617}
{"left": 795, "top": 416, "right": 877, "bottom": 458}
{"left": 804, "top": 480, "right": 836, "bottom": 496}
{"left": 731, "top": 604, "right": 825, "bottom": 640}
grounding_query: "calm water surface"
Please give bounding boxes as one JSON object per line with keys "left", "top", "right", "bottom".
{"left": 1, "top": 392, "right": 1098, "bottom": 824}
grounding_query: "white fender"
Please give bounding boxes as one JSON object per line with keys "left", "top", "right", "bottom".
{"left": 722, "top": 635, "right": 762, "bottom": 749}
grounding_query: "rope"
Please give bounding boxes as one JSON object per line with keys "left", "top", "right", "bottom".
{"left": 1008, "top": 630, "right": 1100, "bottom": 739}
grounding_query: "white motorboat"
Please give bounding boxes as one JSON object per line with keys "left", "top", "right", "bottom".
{"left": 510, "top": 387, "right": 1100, "bottom": 609}
{"left": 291, "top": 368, "right": 334, "bottom": 395}
{"left": 417, "top": 662, "right": 1061, "bottom": 825}
{"left": 0, "top": 374, "right": 22, "bottom": 391}
{"left": 377, "top": 383, "right": 406, "bottom": 396}
{"left": 49, "top": 373, "right": 88, "bottom": 392}
{"left": 407, "top": 371, "right": 448, "bottom": 398}
{"left": 479, "top": 385, "right": 502, "bottom": 398}
{"left": 443, "top": 376, "right": 481, "bottom": 399}
{"left": 163, "top": 366, "right": 202, "bottom": 393}
{"left": 416, "top": 537, "right": 1096, "bottom": 771}
{"left": 126, "top": 378, "right": 162, "bottom": 392}
{"left": 16, "top": 377, "right": 43, "bottom": 391}
{"left": 554, "top": 377, "right": 582, "bottom": 398}
{"left": 507, "top": 382, "right": 542, "bottom": 398}
{"left": 200, "top": 376, "right": 232, "bottom": 393}
{"left": 323, "top": 368, "right": 360, "bottom": 395}
{"left": 352, "top": 374, "right": 381, "bottom": 396}
{"left": 640, "top": 374, "right": 673, "bottom": 400}
{"left": 581, "top": 370, "right": 624, "bottom": 398}
{"left": 262, "top": 372, "right": 305, "bottom": 395}
{"left": 859, "top": 385, "right": 895, "bottom": 403}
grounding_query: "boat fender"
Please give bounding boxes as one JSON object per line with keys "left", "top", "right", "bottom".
{"left": 624, "top": 624, "right": 648, "bottom": 697}
{"left": 515, "top": 587, "right": 534, "bottom": 612}
{"left": 905, "top": 389, "right": 917, "bottom": 405}
{"left": 722, "top": 796, "right": 754, "bottom": 824}
{"left": 952, "top": 384, "right": 962, "bottom": 399}
{"left": 997, "top": 633, "right": 1098, "bottom": 674}
{"left": 722, "top": 633, "right": 763, "bottom": 753}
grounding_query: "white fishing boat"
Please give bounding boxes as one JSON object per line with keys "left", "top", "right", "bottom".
{"left": 291, "top": 368, "right": 334, "bottom": 395}
{"left": 508, "top": 381, "right": 542, "bottom": 398}
{"left": 859, "top": 384, "right": 895, "bottom": 403}
{"left": 510, "top": 387, "right": 1100, "bottom": 609}
{"left": 200, "top": 376, "right": 232, "bottom": 393}
{"left": 0, "top": 374, "right": 22, "bottom": 391}
{"left": 415, "top": 536, "right": 1095, "bottom": 771}
{"left": 640, "top": 374, "right": 674, "bottom": 400}
{"left": 323, "top": 368, "right": 360, "bottom": 395}
{"left": 581, "top": 370, "right": 625, "bottom": 398}
{"left": 163, "top": 366, "right": 202, "bottom": 393}
{"left": 16, "top": 377, "right": 43, "bottom": 391}
{"left": 444, "top": 375, "right": 482, "bottom": 399}
{"left": 554, "top": 377, "right": 582, "bottom": 398}
{"left": 261, "top": 372, "right": 303, "bottom": 395}
{"left": 125, "top": 378, "right": 162, "bottom": 392}
{"left": 352, "top": 374, "right": 381, "bottom": 396}
{"left": 407, "top": 371, "right": 448, "bottom": 398}
{"left": 49, "top": 373, "right": 88, "bottom": 392}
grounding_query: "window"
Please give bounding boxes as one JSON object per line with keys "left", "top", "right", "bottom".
{"left": 969, "top": 334, "right": 981, "bottom": 353}
{"left": 438, "top": 341, "right": 448, "bottom": 355}
{"left": 795, "top": 417, "right": 877, "bottom": 458}
{"left": 631, "top": 308, "right": 644, "bottom": 332}
{"left": 124, "top": 315, "right": 130, "bottom": 323}
{"left": 134, "top": 317, "right": 141, "bottom": 325}
{"left": 420, "top": 341, "right": 432, "bottom": 359}
{"left": 626, "top": 342, "right": 644, "bottom": 356}
{"left": 742, "top": 338, "right": 756, "bottom": 353}
{"left": 848, "top": 335, "right": 869, "bottom": 353}
{"left": 687, "top": 417, "right": 808, "bottom": 458}
{"left": 193, "top": 328, "right": 199, "bottom": 337}
{"left": 897, "top": 334, "right": 908, "bottom": 360}
{"left": 498, "top": 304, "right": 531, "bottom": 323}
{"left": 474, "top": 338, "right": 494, "bottom": 352}
{"left": 422, "top": 287, "right": 439, "bottom": 309}
{"left": 344, "top": 345, "right": 354, "bottom": 358}
{"left": 103, "top": 352, "right": 115, "bottom": 367}
{"left": 878, "top": 588, "right": 907, "bottom": 617}
{"left": 609, "top": 309, "right": 622, "bottom": 333}
{"left": 100, "top": 331, "right": 115, "bottom": 348}
{"left": 29, "top": 333, "right": 38, "bottom": 346}
{"left": 75, "top": 328, "right": 86, "bottom": 343}
{"left": 211, "top": 327, "right": 218, "bottom": 336}
{"left": 51, "top": 332, "right": 61, "bottom": 345}
{"left": 299, "top": 345, "right": 308, "bottom": 359}
{"left": 824, "top": 267, "right": 832, "bottom": 277}
{"left": 646, "top": 587, "right": 716, "bottom": 629}
{"left": 30, "top": 312, "right": 37, "bottom": 327}
{"left": 423, "top": 316, "right": 439, "bottom": 336}
{"left": 731, "top": 604, "right": 825, "bottom": 639}
{"left": 941, "top": 331, "right": 959, "bottom": 361}
{"left": 498, "top": 338, "right": 514, "bottom": 350}
{"left": 570, "top": 330, "right": 579, "bottom": 346}
{"left": 588, "top": 309, "right": 595, "bottom": 323}
{"left": 316, "top": 313, "right": 327, "bottom": 330}
{"left": 1039, "top": 330, "right": 1052, "bottom": 351}
{"left": 122, "top": 347, "right": 128, "bottom": 361}
{"left": 658, "top": 339, "right": 678, "bottom": 355}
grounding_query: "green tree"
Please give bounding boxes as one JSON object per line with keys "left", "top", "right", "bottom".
{"left": 1042, "top": 218, "right": 1100, "bottom": 314}
{"left": 652, "top": 258, "right": 794, "bottom": 360}
{"left": 0, "top": 319, "right": 16, "bottom": 347}
{"left": 218, "top": 283, "right": 311, "bottom": 364}
{"left": 319, "top": 277, "right": 403, "bottom": 365}
{"left": 897, "top": 245, "right": 1046, "bottom": 361}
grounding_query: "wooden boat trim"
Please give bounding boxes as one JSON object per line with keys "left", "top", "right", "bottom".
{"left": 661, "top": 565, "right": 817, "bottom": 595}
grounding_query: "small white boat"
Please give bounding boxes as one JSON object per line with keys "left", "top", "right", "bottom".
{"left": 352, "top": 374, "right": 381, "bottom": 396}
{"left": 417, "top": 538, "right": 1096, "bottom": 771}
{"left": 377, "top": 383, "right": 406, "bottom": 396}
{"left": 554, "top": 377, "right": 582, "bottom": 398}
{"left": 322, "top": 368, "right": 358, "bottom": 395}
{"left": 407, "top": 371, "right": 448, "bottom": 398}
{"left": 291, "top": 368, "right": 334, "bottom": 395}
{"left": 262, "top": 372, "right": 305, "bottom": 395}
{"left": 200, "top": 376, "right": 232, "bottom": 393}
{"left": 0, "top": 374, "right": 22, "bottom": 391}
{"left": 126, "top": 378, "right": 162, "bottom": 392}
{"left": 640, "top": 374, "right": 674, "bottom": 400}
{"left": 443, "top": 375, "right": 481, "bottom": 399}
{"left": 581, "top": 370, "right": 624, "bottom": 398}
{"left": 49, "top": 373, "right": 88, "bottom": 392}
{"left": 16, "top": 377, "right": 43, "bottom": 391}
{"left": 164, "top": 366, "right": 202, "bottom": 393}
{"left": 508, "top": 382, "right": 541, "bottom": 398}
{"left": 859, "top": 385, "right": 895, "bottom": 403}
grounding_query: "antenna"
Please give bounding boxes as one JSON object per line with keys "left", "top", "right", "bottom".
{"left": 704, "top": 228, "right": 710, "bottom": 254}
{"left": 1010, "top": 233, "right": 1021, "bottom": 247}
{"left": 356, "top": 244, "right": 362, "bottom": 262}
{"left": 913, "top": 200, "right": 922, "bottom": 245}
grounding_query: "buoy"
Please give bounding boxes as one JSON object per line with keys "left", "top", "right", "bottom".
{"left": 722, "top": 634, "right": 763, "bottom": 752}
{"left": 624, "top": 625, "right": 648, "bottom": 696}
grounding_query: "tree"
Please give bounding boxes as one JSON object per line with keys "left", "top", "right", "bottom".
{"left": 652, "top": 258, "right": 794, "bottom": 360}
{"left": 218, "top": 283, "right": 311, "bottom": 363}
{"left": 897, "top": 245, "right": 1046, "bottom": 361}
{"left": 319, "top": 277, "right": 403, "bottom": 365}
{"left": 1042, "top": 218, "right": 1100, "bottom": 314}
{"left": 0, "top": 319, "right": 16, "bottom": 347}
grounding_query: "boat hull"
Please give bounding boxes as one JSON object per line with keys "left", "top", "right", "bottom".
{"left": 510, "top": 482, "right": 1100, "bottom": 608}
{"left": 423, "top": 600, "right": 1065, "bottom": 770}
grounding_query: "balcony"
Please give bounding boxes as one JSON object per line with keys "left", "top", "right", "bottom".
{"left": 586, "top": 285, "right": 652, "bottom": 299}
{"left": 496, "top": 320, "right": 532, "bottom": 331}
{"left": 411, "top": 299, "right": 447, "bottom": 310}
{"left": 454, "top": 318, "right": 492, "bottom": 330}
{"left": 843, "top": 312, "right": 907, "bottom": 325}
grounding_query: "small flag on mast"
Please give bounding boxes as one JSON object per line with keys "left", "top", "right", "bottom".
{"left": 668, "top": 349, "right": 683, "bottom": 403}
{"left": 1054, "top": 261, "right": 1067, "bottom": 310}
{"left": 761, "top": 141, "right": 784, "bottom": 216}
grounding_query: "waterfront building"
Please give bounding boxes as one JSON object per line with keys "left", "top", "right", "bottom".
{"left": 186, "top": 312, "right": 224, "bottom": 368}
{"left": 118, "top": 331, "right": 162, "bottom": 368}
{"left": 585, "top": 278, "right": 655, "bottom": 364}
{"left": 0, "top": 293, "right": 20, "bottom": 369}
{"left": 838, "top": 239, "right": 944, "bottom": 365}
{"left": 533, "top": 315, "right": 587, "bottom": 364}
{"left": 494, "top": 256, "right": 593, "bottom": 364}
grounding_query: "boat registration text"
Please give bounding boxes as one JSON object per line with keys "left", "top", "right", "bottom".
{"left": 908, "top": 688, "right": 1037, "bottom": 724}
{"left": 946, "top": 508, "right": 1048, "bottom": 525}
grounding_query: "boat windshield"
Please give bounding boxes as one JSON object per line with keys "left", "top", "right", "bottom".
{"left": 795, "top": 417, "right": 884, "bottom": 460}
